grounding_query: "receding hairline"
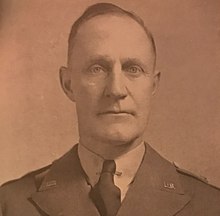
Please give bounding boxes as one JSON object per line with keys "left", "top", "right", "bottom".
{"left": 67, "top": 3, "right": 156, "bottom": 66}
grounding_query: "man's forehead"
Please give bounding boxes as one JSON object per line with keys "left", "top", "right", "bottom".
{"left": 75, "top": 14, "right": 146, "bottom": 37}
{"left": 68, "top": 15, "right": 155, "bottom": 73}
{"left": 67, "top": 4, "right": 156, "bottom": 67}
{"left": 72, "top": 14, "right": 153, "bottom": 56}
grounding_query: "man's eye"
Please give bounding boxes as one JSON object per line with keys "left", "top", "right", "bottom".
{"left": 89, "top": 65, "right": 106, "bottom": 74}
{"left": 126, "top": 66, "right": 143, "bottom": 76}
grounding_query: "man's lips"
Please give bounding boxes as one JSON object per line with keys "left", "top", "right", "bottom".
{"left": 97, "top": 110, "right": 135, "bottom": 116}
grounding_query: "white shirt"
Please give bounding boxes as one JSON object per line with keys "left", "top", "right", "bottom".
{"left": 78, "top": 142, "right": 145, "bottom": 201}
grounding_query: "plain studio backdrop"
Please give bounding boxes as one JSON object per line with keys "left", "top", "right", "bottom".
{"left": 0, "top": 0, "right": 219, "bottom": 186}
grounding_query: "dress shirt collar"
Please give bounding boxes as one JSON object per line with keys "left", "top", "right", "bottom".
{"left": 78, "top": 142, "right": 145, "bottom": 200}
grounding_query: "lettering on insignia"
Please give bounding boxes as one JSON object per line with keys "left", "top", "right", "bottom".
{"left": 163, "top": 181, "right": 175, "bottom": 190}
{"left": 46, "top": 180, "right": 57, "bottom": 188}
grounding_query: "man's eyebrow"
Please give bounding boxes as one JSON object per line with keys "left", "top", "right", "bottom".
{"left": 86, "top": 55, "right": 114, "bottom": 66}
{"left": 121, "top": 58, "right": 148, "bottom": 69}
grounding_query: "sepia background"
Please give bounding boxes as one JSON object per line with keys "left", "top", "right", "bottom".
{"left": 0, "top": 0, "right": 219, "bottom": 186}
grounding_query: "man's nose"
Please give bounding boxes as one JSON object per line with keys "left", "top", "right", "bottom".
{"left": 104, "top": 68, "right": 127, "bottom": 100}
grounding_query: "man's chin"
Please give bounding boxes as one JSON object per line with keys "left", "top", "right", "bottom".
{"left": 99, "top": 126, "right": 140, "bottom": 145}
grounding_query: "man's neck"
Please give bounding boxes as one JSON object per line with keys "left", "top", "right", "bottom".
{"left": 79, "top": 135, "right": 144, "bottom": 160}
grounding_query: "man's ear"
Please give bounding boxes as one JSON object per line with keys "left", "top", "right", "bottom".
{"left": 59, "top": 66, "right": 75, "bottom": 102}
{"left": 152, "top": 70, "right": 161, "bottom": 95}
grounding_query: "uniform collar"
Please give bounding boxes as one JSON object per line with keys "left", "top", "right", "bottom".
{"left": 30, "top": 143, "right": 191, "bottom": 216}
{"left": 78, "top": 142, "right": 145, "bottom": 189}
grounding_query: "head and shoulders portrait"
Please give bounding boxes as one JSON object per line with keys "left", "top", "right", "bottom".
{"left": 0, "top": 1, "right": 220, "bottom": 216}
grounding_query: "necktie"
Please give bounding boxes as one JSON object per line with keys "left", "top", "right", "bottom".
{"left": 90, "top": 160, "right": 121, "bottom": 216}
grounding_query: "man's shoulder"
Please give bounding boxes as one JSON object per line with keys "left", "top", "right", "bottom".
{"left": 147, "top": 144, "right": 220, "bottom": 199}
{"left": 0, "top": 164, "right": 51, "bottom": 198}
{"left": 0, "top": 147, "right": 78, "bottom": 215}
{"left": 0, "top": 146, "right": 78, "bottom": 198}
{"left": 174, "top": 164, "right": 220, "bottom": 203}
{"left": 0, "top": 164, "right": 52, "bottom": 216}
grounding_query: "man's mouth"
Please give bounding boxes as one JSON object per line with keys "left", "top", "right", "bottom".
{"left": 98, "top": 110, "right": 135, "bottom": 116}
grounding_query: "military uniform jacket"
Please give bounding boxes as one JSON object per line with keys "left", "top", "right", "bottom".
{"left": 0, "top": 144, "right": 220, "bottom": 216}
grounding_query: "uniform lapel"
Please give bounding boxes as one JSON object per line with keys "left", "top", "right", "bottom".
{"left": 117, "top": 144, "right": 191, "bottom": 216}
{"left": 30, "top": 143, "right": 191, "bottom": 216}
{"left": 30, "top": 145, "right": 99, "bottom": 216}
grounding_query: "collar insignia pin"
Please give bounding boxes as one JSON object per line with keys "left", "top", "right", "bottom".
{"left": 46, "top": 180, "right": 57, "bottom": 188}
{"left": 164, "top": 181, "right": 175, "bottom": 190}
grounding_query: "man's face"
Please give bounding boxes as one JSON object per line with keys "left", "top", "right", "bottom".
{"left": 66, "top": 14, "right": 159, "bottom": 145}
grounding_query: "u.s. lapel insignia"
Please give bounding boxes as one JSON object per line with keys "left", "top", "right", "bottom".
{"left": 46, "top": 180, "right": 57, "bottom": 187}
{"left": 42, "top": 180, "right": 57, "bottom": 190}
{"left": 39, "top": 180, "right": 57, "bottom": 191}
{"left": 163, "top": 181, "right": 176, "bottom": 190}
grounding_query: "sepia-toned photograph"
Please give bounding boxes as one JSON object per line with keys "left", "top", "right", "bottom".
{"left": 0, "top": 0, "right": 220, "bottom": 215}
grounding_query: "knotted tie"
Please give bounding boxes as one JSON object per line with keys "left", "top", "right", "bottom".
{"left": 90, "top": 160, "right": 121, "bottom": 216}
